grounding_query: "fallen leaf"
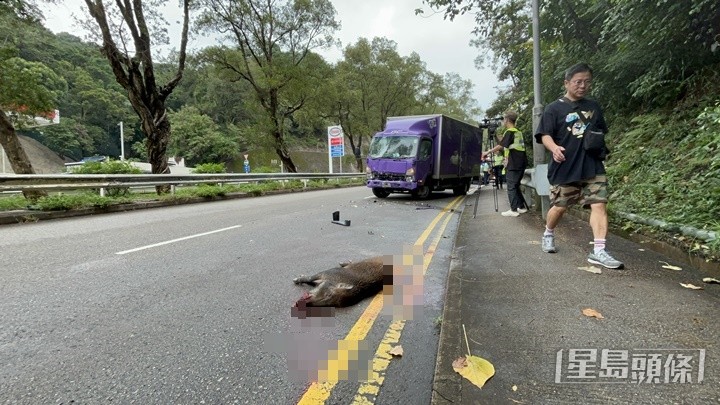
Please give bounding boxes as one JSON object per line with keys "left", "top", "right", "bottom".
{"left": 453, "top": 355, "right": 495, "bottom": 389}
{"left": 512, "top": 385, "right": 518, "bottom": 392}
{"left": 703, "top": 277, "right": 720, "bottom": 284}
{"left": 680, "top": 283, "right": 703, "bottom": 290}
{"left": 659, "top": 261, "right": 682, "bottom": 271}
{"left": 581, "top": 308, "right": 604, "bottom": 319}
{"left": 389, "top": 345, "right": 404, "bottom": 357}
{"left": 577, "top": 266, "right": 602, "bottom": 274}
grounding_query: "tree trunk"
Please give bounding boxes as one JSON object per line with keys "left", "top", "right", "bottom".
{"left": 354, "top": 156, "right": 364, "bottom": 173}
{"left": 273, "top": 128, "right": 297, "bottom": 173}
{"left": 143, "top": 109, "right": 171, "bottom": 194}
{"left": 0, "top": 109, "right": 47, "bottom": 200}
{"left": 345, "top": 133, "right": 364, "bottom": 173}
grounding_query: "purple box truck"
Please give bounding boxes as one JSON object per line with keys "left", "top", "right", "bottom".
{"left": 366, "top": 115, "right": 482, "bottom": 199}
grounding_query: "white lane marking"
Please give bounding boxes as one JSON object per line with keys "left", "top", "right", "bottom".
{"left": 116, "top": 225, "right": 242, "bottom": 255}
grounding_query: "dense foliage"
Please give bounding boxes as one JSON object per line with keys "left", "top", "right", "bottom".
{"left": 69, "top": 160, "right": 142, "bottom": 174}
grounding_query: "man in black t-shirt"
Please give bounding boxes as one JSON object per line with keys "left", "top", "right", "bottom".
{"left": 534, "top": 63, "right": 624, "bottom": 269}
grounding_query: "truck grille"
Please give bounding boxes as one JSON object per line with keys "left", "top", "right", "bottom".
{"left": 374, "top": 172, "right": 405, "bottom": 181}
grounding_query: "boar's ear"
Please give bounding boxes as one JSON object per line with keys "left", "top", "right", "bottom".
{"left": 335, "top": 283, "right": 354, "bottom": 290}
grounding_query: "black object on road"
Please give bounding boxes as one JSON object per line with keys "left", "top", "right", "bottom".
{"left": 332, "top": 211, "right": 351, "bottom": 226}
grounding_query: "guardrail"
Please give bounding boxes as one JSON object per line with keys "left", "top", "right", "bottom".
{"left": 0, "top": 172, "right": 365, "bottom": 196}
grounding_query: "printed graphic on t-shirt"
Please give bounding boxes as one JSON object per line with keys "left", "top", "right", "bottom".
{"left": 565, "top": 110, "right": 594, "bottom": 138}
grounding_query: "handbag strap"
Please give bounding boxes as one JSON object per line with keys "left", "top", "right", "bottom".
{"left": 561, "top": 96, "right": 591, "bottom": 124}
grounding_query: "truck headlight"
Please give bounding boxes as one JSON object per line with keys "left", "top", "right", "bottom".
{"left": 405, "top": 167, "right": 415, "bottom": 182}
{"left": 366, "top": 166, "right": 373, "bottom": 180}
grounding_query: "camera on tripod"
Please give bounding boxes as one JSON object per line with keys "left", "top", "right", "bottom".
{"left": 478, "top": 117, "right": 503, "bottom": 137}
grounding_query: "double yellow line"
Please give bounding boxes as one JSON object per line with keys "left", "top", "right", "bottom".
{"left": 297, "top": 195, "right": 465, "bottom": 404}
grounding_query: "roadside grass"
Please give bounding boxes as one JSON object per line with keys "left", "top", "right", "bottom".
{"left": 0, "top": 178, "right": 366, "bottom": 212}
{"left": 0, "top": 194, "right": 27, "bottom": 210}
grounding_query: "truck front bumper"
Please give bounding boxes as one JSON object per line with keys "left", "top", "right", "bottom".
{"left": 367, "top": 179, "right": 418, "bottom": 190}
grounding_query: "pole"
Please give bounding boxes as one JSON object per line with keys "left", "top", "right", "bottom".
{"left": 531, "top": 0, "right": 543, "bottom": 161}
{"left": 1, "top": 144, "right": 5, "bottom": 173}
{"left": 119, "top": 121, "right": 125, "bottom": 161}
{"left": 531, "top": 0, "right": 550, "bottom": 219}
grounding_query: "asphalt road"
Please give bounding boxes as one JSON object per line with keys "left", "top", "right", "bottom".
{"left": 0, "top": 186, "right": 462, "bottom": 404}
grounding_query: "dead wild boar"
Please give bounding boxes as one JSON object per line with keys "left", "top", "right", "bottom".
{"left": 293, "top": 256, "right": 393, "bottom": 308}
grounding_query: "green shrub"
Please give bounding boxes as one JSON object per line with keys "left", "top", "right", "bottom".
{"left": 192, "top": 184, "right": 227, "bottom": 198}
{"left": 68, "top": 160, "right": 141, "bottom": 197}
{"left": 70, "top": 160, "right": 142, "bottom": 174}
{"left": 193, "top": 163, "right": 226, "bottom": 173}
{"left": 34, "top": 193, "right": 114, "bottom": 211}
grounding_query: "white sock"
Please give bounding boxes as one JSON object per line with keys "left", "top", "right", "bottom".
{"left": 594, "top": 239, "right": 606, "bottom": 254}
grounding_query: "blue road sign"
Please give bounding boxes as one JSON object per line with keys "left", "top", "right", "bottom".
{"left": 330, "top": 145, "right": 344, "bottom": 157}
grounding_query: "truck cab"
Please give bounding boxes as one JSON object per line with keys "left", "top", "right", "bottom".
{"left": 366, "top": 115, "right": 481, "bottom": 199}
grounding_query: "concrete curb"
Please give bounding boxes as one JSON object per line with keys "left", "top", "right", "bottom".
{"left": 430, "top": 199, "right": 470, "bottom": 404}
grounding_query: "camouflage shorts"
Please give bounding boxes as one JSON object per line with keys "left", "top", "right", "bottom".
{"left": 550, "top": 175, "right": 608, "bottom": 208}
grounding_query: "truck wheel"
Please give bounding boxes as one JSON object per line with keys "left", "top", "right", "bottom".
{"left": 453, "top": 180, "right": 470, "bottom": 196}
{"left": 372, "top": 188, "right": 391, "bottom": 198}
{"left": 411, "top": 184, "right": 431, "bottom": 199}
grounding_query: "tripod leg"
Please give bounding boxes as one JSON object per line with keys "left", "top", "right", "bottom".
{"left": 473, "top": 187, "right": 480, "bottom": 218}
{"left": 493, "top": 184, "right": 498, "bottom": 212}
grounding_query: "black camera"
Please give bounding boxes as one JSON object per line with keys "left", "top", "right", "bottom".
{"left": 478, "top": 117, "right": 503, "bottom": 136}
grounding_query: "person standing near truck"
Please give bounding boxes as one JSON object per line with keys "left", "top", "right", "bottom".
{"left": 491, "top": 150, "right": 504, "bottom": 189}
{"left": 534, "top": 62, "right": 623, "bottom": 269}
{"left": 482, "top": 111, "right": 528, "bottom": 216}
{"left": 480, "top": 159, "right": 491, "bottom": 186}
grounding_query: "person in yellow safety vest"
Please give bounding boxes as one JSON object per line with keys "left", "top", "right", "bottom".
{"left": 492, "top": 151, "right": 505, "bottom": 189}
{"left": 481, "top": 111, "right": 529, "bottom": 217}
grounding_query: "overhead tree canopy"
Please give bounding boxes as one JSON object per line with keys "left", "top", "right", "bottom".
{"left": 197, "top": 0, "right": 340, "bottom": 172}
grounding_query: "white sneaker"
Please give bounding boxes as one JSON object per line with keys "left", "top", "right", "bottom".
{"left": 501, "top": 209, "right": 519, "bottom": 217}
{"left": 588, "top": 249, "right": 624, "bottom": 269}
{"left": 517, "top": 208, "right": 528, "bottom": 214}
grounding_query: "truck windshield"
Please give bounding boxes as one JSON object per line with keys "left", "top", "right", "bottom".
{"left": 368, "top": 136, "right": 419, "bottom": 159}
